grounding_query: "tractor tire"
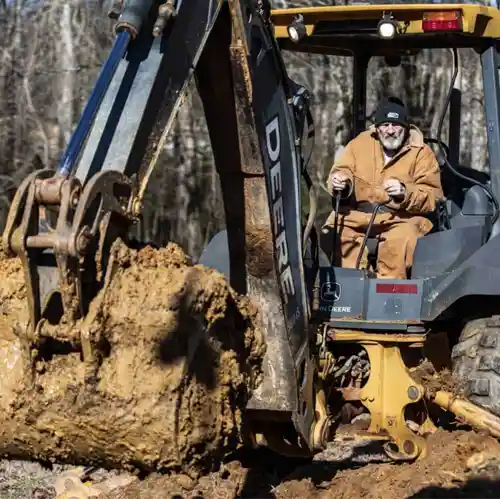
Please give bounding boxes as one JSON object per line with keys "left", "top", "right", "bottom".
{"left": 451, "top": 315, "right": 500, "bottom": 417}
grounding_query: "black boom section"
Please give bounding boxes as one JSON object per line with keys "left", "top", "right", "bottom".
{"left": 240, "top": 2, "right": 316, "bottom": 442}
{"left": 195, "top": 1, "right": 315, "bottom": 440}
{"left": 247, "top": 9, "right": 310, "bottom": 356}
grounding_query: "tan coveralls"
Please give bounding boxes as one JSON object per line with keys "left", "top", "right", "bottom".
{"left": 323, "top": 125, "right": 444, "bottom": 279}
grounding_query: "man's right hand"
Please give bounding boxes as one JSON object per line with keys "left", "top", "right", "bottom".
{"left": 331, "top": 171, "right": 350, "bottom": 192}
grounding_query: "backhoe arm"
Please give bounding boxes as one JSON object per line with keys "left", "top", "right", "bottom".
{"left": 3, "top": 0, "right": 322, "bottom": 457}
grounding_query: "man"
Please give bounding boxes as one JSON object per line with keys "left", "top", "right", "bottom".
{"left": 324, "top": 96, "right": 444, "bottom": 279}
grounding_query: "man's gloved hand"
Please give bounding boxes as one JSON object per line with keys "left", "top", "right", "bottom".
{"left": 331, "top": 171, "right": 350, "bottom": 192}
{"left": 383, "top": 178, "right": 405, "bottom": 198}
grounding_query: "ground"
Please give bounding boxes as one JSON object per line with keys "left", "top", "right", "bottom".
{"left": 3, "top": 422, "right": 500, "bottom": 499}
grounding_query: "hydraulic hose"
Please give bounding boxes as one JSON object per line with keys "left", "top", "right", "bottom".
{"left": 436, "top": 47, "right": 500, "bottom": 226}
{"left": 57, "top": 30, "right": 131, "bottom": 177}
{"left": 57, "top": 0, "right": 156, "bottom": 178}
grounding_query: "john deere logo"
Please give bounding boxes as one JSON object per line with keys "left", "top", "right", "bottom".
{"left": 320, "top": 281, "right": 341, "bottom": 302}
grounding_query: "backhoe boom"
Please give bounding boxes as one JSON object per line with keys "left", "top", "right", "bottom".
{"left": 2, "top": 0, "right": 322, "bottom": 458}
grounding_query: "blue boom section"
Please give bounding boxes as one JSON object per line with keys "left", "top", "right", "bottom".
{"left": 30, "top": 0, "right": 223, "bottom": 327}
{"left": 57, "top": 31, "right": 132, "bottom": 177}
{"left": 54, "top": 0, "right": 222, "bottom": 186}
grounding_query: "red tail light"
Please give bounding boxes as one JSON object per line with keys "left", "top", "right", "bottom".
{"left": 376, "top": 283, "right": 418, "bottom": 294}
{"left": 422, "top": 11, "right": 462, "bottom": 32}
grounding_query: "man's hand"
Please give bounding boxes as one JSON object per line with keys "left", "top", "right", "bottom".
{"left": 331, "top": 171, "right": 350, "bottom": 192}
{"left": 383, "top": 178, "right": 405, "bottom": 198}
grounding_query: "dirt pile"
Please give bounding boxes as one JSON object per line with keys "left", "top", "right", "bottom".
{"left": 310, "top": 429, "right": 500, "bottom": 499}
{"left": 413, "top": 360, "right": 465, "bottom": 398}
{"left": 99, "top": 428, "right": 500, "bottom": 499}
{"left": 0, "top": 239, "right": 265, "bottom": 477}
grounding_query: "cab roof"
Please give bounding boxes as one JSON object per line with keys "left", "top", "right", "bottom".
{"left": 270, "top": 3, "right": 500, "bottom": 56}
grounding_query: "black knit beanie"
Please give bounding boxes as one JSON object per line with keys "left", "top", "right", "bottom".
{"left": 374, "top": 96, "right": 409, "bottom": 128}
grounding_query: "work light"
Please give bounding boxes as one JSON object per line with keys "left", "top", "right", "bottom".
{"left": 377, "top": 13, "right": 398, "bottom": 39}
{"left": 287, "top": 14, "right": 307, "bottom": 43}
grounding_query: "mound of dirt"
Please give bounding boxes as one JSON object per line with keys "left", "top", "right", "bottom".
{"left": 0, "top": 239, "right": 265, "bottom": 477}
{"left": 100, "top": 427, "right": 500, "bottom": 499}
{"left": 310, "top": 429, "right": 500, "bottom": 499}
{"left": 412, "top": 360, "right": 465, "bottom": 398}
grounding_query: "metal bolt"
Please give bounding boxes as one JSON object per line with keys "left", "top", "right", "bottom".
{"left": 133, "top": 198, "right": 142, "bottom": 218}
{"left": 76, "top": 226, "right": 91, "bottom": 255}
{"left": 403, "top": 439, "right": 415, "bottom": 456}
{"left": 153, "top": 1, "right": 176, "bottom": 37}
{"left": 108, "top": 0, "right": 124, "bottom": 20}
{"left": 408, "top": 385, "right": 420, "bottom": 400}
{"left": 70, "top": 188, "right": 81, "bottom": 209}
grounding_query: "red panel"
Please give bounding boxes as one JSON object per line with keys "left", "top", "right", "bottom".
{"left": 376, "top": 283, "right": 418, "bottom": 294}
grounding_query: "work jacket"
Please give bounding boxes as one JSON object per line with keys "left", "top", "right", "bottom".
{"left": 324, "top": 125, "right": 444, "bottom": 234}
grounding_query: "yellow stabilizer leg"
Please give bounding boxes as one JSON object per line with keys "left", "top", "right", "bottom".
{"left": 358, "top": 341, "right": 436, "bottom": 461}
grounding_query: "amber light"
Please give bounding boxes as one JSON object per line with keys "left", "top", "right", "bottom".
{"left": 422, "top": 11, "right": 462, "bottom": 32}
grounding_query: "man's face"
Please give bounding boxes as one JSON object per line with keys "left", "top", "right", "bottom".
{"left": 376, "top": 122, "right": 406, "bottom": 151}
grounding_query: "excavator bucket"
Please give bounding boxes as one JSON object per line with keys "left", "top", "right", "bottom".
{"left": 0, "top": 0, "right": 318, "bottom": 474}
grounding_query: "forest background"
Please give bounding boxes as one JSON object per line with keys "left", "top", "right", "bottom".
{"left": 0, "top": 0, "right": 491, "bottom": 258}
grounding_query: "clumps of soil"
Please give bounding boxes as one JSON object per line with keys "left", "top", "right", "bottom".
{"left": 313, "top": 429, "right": 500, "bottom": 499}
{"left": 412, "top": 360, "right": 465, "bottom": 398}
{"left": 101, "top": 428, "right": 500, "bottom": 499}
{"left": 0, "top": 238, "right": 266, "bottom": 477}
{"left": 103, "top": 464, "right": 247, "bottom": 499}
{"left": 0, "top": 241, "right": 28, "bottom": 322}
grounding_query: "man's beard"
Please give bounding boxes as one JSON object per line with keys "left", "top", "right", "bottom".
{"left": 379, "top": 132, "right": 405, "bottom": 151}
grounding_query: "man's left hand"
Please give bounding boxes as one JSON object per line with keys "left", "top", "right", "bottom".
{"left": 383, "top": 178, "right": 405, "bottom": 198}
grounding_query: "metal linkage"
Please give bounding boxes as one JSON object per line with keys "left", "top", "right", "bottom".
{"left": 2, "top": 169, "right": 135, "bottom": 331}
{"left": 2, "top": 1, "right": 157, "bottom": 333}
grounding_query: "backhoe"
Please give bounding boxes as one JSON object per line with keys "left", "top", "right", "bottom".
{"left": 1, "top": 0, "right": 500, "bottom": 479}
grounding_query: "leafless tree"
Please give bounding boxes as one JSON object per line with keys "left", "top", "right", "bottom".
{"left": 0, "top": 0, "right": 491, "bottom": 257}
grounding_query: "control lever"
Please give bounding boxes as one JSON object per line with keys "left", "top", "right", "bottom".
{"left": 355, "top": 196, "right": 392, "bottom": 270}
{"left": 330, "top": 190, "right": 342, "bottom": 265}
